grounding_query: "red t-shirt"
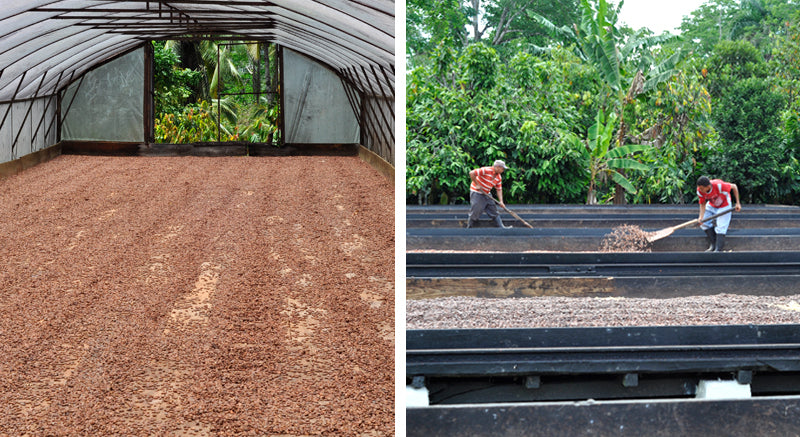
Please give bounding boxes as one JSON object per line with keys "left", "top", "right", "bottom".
{"left": 698, "top": 179, "right": 732, "bottom": 208}
{"left": 470, "top": 166, "right": 502, "bottom": 194}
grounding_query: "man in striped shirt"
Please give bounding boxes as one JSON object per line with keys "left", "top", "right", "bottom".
{"left": 467, "top": 160, "right": 509, "bottom": 228}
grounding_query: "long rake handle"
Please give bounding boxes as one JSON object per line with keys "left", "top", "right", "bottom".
{"left": 486, "top": 194, "right": 534, "bottom": 229}
{"left": 675, "top": 207, "right": 735, "bottom": 231}
{"left": 647, "top": 207, "right": 736, "bottom": 243}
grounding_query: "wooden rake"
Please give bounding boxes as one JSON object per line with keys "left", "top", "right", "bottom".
{"left": 646, "top": 207, "right": 734, "bottom": 243}
{"left": 487, "top": 194, "right": 534, "bottom": 229}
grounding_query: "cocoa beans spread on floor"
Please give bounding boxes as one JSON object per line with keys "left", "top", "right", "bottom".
{"left": 0, "top": 155, "right": 394, "bottom": 436}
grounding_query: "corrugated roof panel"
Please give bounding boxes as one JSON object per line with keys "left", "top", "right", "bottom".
{"left": 0, "top": 29, "right": 132, "bottom": 100}
{"left": 1, "top": 0, "right": 56, "bottom": 21}
{"left": 270, "top": 7, "right": 392, "bottom": 66}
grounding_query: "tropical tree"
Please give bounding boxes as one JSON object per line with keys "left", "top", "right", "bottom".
{"left": 707, "top": 78, "right": 788, "bottom": 202}
{"left": 476, "top": 0, "right": 580, "bottom": 49}
{"left": 676, "top": 0, "right": 740, "bottom": 57}
{"left": 774, "top": 20, "right": 800, "bottom": 117}
{"left": 152, "top": 41, "right": 202, "bottom": 116}
{"left": 533, "top": 0, "right": 683, "bottom": 99}
{"left": 533, "top": 0, "right": 684, "bottom": 202}
{"left": 564, "top": 109, "right": 649, "bottom": 203}
{"left": 407, "top": 0, "right": 469, "bottom": 68}
{"left": 628, "top": 64, "right": 715, "bottom": 204}
{"left": 705, "top": 39, "right": 789, "bottom": 203}
{"left": 705, "top": 39, "right": 767, "bottom": 97}
{"left": 406, "top": 41, "right": 589, "bottom": 204}
{"left": 405, "top": 0, "right": 800, "bottom": 206}
{"left": 676, "top": 0, "right": 797, "bottom": 58}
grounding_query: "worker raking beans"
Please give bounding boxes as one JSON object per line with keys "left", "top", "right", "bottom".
{"left": 696, "top": 176, "right": 742, "bottom": 252}
{"left": 466, "top": 160, "right": 509, "bottom": 229}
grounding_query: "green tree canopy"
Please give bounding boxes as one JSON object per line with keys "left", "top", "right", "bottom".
{"left": 406, "top": 0, "right": 800, "bottom": 206}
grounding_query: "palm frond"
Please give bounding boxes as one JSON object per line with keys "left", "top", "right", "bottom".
{"left": 210, "top": 97, "right": 238, "bottom": 124}
{"left": 245, "top": 43, "right": 261, "bottom": 62}
{"left": 529, "top": 12, "right": 576, "bottom": 42}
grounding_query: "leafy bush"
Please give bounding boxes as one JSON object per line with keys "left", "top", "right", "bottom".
{"left": 516, "top": 116, "right": 587, "bottom": 204}
{"left": 461, "top": 42, "right": 500, "bottom": 92}
{"left": 407, "top": 44, "right": 592, "bottom": 204}
{"left": 240, "top": 98, "right": 280, "bottom": 144}
{"left": 707, "top": 77, "right": 787, "bottom": 203}
{"left": 155, "top": 100, "right": 237, "bottom": 143}
{"left": 406, "top": 139, "right": 473, "bottom": 204}
{"left": 705, "top": 40, "right": 767, "bottom": 98}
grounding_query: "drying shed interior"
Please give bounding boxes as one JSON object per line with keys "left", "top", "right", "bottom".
{"left": 0, "top": 0, "right": 395, "bottom": 176}
{"left": 0, "top": 2, "right": 395, "bottom": 435}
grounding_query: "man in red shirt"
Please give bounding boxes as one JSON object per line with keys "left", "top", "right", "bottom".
{"left": 467, "top": 160, "right": 508, "bottom": 228}
{"left": 697, "top": 176, "right": 742, "bottom": 252}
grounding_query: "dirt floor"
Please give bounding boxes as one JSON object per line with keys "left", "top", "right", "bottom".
{"left": 406, "top": 294, "right": 800, "bottom": 329}
{"left": 0, "top": 154, "right": 394, "bottom": 435}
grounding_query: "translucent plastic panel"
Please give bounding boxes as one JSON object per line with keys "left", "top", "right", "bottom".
{"left": 0, "top": 104, "right": 12, "bottom": 163}
{"left": 61, "top": 48, "right": 144, "bottom": 142}
{"left": 283, "top": 48, "right": 358, "bottom": 144}
{"left": 364, "top": 95, "right": 394, "bottom": 163}
{"left": 45, "top": 96, "right": 59, "bottom": 148}
{"left": 11, "top": 101, "right": 32, "bottom": 158}
{"left": 32, "top": 98, "right": 47, "bottom": 152}
{"left": 12, "top": 96, "right": 60, "bottom": 156}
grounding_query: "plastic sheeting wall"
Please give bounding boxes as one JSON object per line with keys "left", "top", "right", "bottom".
{"left": 283, "top": 49, "right": 359, "bottom": 144}
{"left": 61, "top": 48, "right": 144, "bottom": 142}
{"left": 0, "top": 96, "right": 59, "bottom": 164}
{"left": 362, "top": 95, "right": 394, "bottom": 164}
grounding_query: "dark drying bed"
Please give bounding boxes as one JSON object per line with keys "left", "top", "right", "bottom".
{"left": 406, "top": 251, "right": 800, "bottom": 298}
{"left": 406, "top": 204, "right": 800, "bottom": 228}
{"left": 407, "top": 325, "right": 800, "bottom": 436}
{"left": 407, "top": 226, "right": 800, "bottom": 252}
{"left": 407, "top": 204, "right": 800, "bottom": 251}
{"left": 408, "top": 324, "right": 800, "bottom": 402}
{"left": 406, "top": 205, "right": 800, "bottom": 436}
{"left": 407, "top": 212, "right": 800, "bottom": 229}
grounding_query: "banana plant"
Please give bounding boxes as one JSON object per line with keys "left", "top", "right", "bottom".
{"left": 532, "top": 0, "right": 682, "bottom": 202}
{"left": 574, "top": 109, "right": 650, "bottom": 204}
{"left": 531, "top": 0, "right": 680, "bottom": 93}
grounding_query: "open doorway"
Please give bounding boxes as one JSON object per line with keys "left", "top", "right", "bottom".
{"left": 152, "top": 40, "right": 281, "bottom": 146}
{"left": 58, "top": 41, "right": 368, "bottom": 158}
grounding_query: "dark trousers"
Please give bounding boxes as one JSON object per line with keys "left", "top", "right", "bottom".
{"left": 467, "top": 191, "right": 499, "bottom": 227}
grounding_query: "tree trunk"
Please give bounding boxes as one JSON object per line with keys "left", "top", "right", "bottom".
{"left": 252, "top": 43, "right": 262, "bottom": 104}
{"left": 264, "top": 43, "right": 272, "bottom": 105}
{"left": 472, "top": 0, "right": 482, "bottom": 41}
{"left": 179, "top": 42, "right": 206, "bottom": 100}
{"left": 613, "top": 119, "right": 627, "bottom": 205}
{"left": 613, "top": 179, "right": 626, "bottom": 205}
{"left": 586, "top": 178, "right": 597, "bottom": 205}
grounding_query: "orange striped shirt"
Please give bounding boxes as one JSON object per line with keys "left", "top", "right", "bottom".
{"left": 470, "top": 166, "right": 502, "bottom": 194}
